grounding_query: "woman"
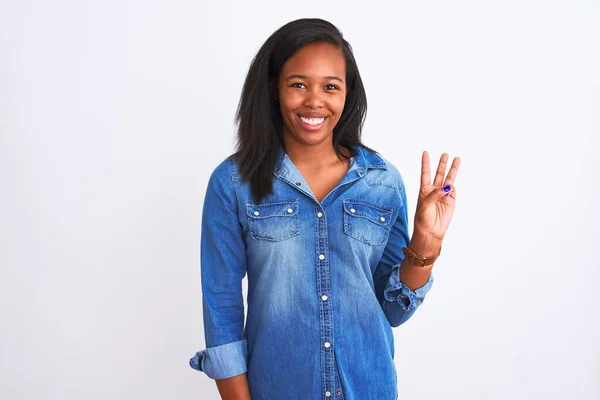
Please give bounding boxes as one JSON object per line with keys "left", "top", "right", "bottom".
{"left": 190, "top": 18, "right": 461, "bottom": 400}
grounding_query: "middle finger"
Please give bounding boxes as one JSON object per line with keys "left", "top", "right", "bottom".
{"left": 433, "top": 153, "right": 449, "bottom": 186}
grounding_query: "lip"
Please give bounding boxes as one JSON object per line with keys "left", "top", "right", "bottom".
{"left": 297, "top": 114, "right": 327, "bottom": 131}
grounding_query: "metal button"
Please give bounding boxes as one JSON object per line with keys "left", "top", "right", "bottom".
{"left": 325, "top": 391, "right": 331, "bottom": 397}
{"left": 253, "top": 211, "right": 259, "bottom": 216}
{"left": 321, "top": 295, "right": 328, "bottom": 301}
{"left": 336, "top": 389, "right": 342, "bottom": 395}
{"left": 317, "top": 212, "right": 323, "bottom": 218}
{"left": 350, "top": 208, "right": 356, "bottom": 214}
{"left": 319, "top": 254, "right": 325, "bottom": 260}
{"left": 287, "top": 208, "right": 293, "bottom": 214}
{"left": 380, "top": 216, "right": 385, "bottom": 222}
{"left": 324, "top": 341, "right": 331, "bottom": 348}
{"left": 295, "top": 181, "right": 301, "bottom": 186}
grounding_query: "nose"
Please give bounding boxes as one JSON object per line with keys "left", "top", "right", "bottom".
{"left": 303, "top": 87, "right": 325, "bottom": 109}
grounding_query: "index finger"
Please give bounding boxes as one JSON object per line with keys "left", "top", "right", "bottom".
{"left": 421, "top": 151, "right": 431, "bottom": 187}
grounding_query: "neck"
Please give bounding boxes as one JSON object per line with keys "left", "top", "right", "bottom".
{"left": 283, "top": 137, "right": 350, "bottom": 169}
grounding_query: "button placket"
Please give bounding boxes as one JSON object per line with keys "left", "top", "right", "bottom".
{"left": 315, "top": 205, "right": 335, "bottom": 399}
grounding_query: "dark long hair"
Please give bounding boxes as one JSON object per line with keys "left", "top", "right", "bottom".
{"left": 233, "top": 18, "right": 374, "bottom": 203}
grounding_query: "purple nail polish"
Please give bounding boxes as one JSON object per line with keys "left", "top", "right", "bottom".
{"left": 443, "top": 185, "right": 451, "bottom": 192}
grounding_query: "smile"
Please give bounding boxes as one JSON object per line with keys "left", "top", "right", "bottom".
{"left": 298, "top": 115, "right": 327, "bottom": 131}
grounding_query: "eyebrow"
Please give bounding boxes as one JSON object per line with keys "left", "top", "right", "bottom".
{"left": 284, "top": 74, "right": 344, "bottom": 84}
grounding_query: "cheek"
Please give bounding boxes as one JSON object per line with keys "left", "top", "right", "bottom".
{"left": 280, "top": 89, "right": 303, "bottom": 107}
{"left": 332, "top": 96, "right": 346, "bottom": 115}
{"left": 278, "top": 97, "right": 295, "bottom": 115}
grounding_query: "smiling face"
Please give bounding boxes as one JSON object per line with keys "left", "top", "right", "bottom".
{"left": 277, "top": 42, "right": 347, "bottom": 150}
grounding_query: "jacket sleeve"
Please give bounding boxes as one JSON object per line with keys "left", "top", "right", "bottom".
{"left": 372, "top": 172, "right": 434, "bottom": 328}
{"left": 189, "top": 161, "right": 248, "bottom": 379}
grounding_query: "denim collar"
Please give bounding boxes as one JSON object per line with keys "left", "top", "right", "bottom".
{"left": 272, "top": 144, "right": 387, "bottom": 203}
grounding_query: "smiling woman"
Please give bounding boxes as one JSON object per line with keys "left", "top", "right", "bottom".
{"left": 189, "top": 17, "right": 460, "bottom": 400}
{"left": 231, "top": 18, "right": 373, "bottom": 205}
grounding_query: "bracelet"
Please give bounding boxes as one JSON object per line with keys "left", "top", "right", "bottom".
{"left": 401, "top": 245, "right": 442, "bottom": 267}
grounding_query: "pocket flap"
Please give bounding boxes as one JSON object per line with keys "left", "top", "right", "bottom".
{"left": 342, "top": 200, "right": 393, "bottom": 226}
{"left": 246, "top": 201, "right": 299, "bottom": 218}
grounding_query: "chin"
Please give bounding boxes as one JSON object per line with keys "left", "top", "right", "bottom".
{"left": 284, "top": 129, "right": 329, "bottom": 147}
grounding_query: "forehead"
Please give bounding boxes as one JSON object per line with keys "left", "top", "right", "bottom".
{"left": 281, "top": 42, "right": 345, "bottom": 77}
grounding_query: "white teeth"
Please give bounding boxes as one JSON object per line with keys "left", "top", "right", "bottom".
{"left": 300, "top": 116, "right": 325, "bottom": 125}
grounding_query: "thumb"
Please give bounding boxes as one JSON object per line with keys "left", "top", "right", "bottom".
{"left": 423, "top": 184, "right": 453, "bottom": 205}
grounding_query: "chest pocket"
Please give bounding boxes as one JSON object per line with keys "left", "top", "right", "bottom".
{"left": 246, "top": 200, "right": 299, "bottom": 241}
{"left": 342, "top": 200, "right": 394, "bottom": 246}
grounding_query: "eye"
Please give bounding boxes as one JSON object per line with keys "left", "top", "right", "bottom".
{"left": 290, "top": 82, "right": 306, "bottom": 89}
{"left": 324, "top": 84, "right": 339, "bottom": 90}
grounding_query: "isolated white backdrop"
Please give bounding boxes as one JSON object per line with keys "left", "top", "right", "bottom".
{"left": 1, "top": 1, "right": 599, "bottom": 399}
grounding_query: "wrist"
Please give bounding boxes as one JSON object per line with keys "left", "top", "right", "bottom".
{"left": 409, "top": 232, "right": 442, "bottom": 258}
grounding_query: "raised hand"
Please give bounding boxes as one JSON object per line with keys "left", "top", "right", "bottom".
{"left": 413, "top": 151, "right": 461, "bottom": 246}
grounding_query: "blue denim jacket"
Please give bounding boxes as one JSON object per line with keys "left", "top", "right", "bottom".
{"left": 190, "top": 145, "right": 434, "bottom": 400}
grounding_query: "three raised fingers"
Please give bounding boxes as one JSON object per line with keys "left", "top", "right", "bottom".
{"left": 421, "top": 151, "right": 461, "bottom": 187}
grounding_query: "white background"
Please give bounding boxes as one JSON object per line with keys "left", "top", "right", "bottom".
{"left": 1, "top": 0, "right": 599, "bottom": 399}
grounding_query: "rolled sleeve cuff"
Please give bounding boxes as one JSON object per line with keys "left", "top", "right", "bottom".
{"left": 189, "top": 339, "right": 247, "bottom": 380}
{"left": 383, "top": 267, "right": 434, "bottom": 311}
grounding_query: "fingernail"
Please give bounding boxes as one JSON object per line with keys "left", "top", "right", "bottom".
{"left": 443, "top": 185, "right": 451, "bottom": 192}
